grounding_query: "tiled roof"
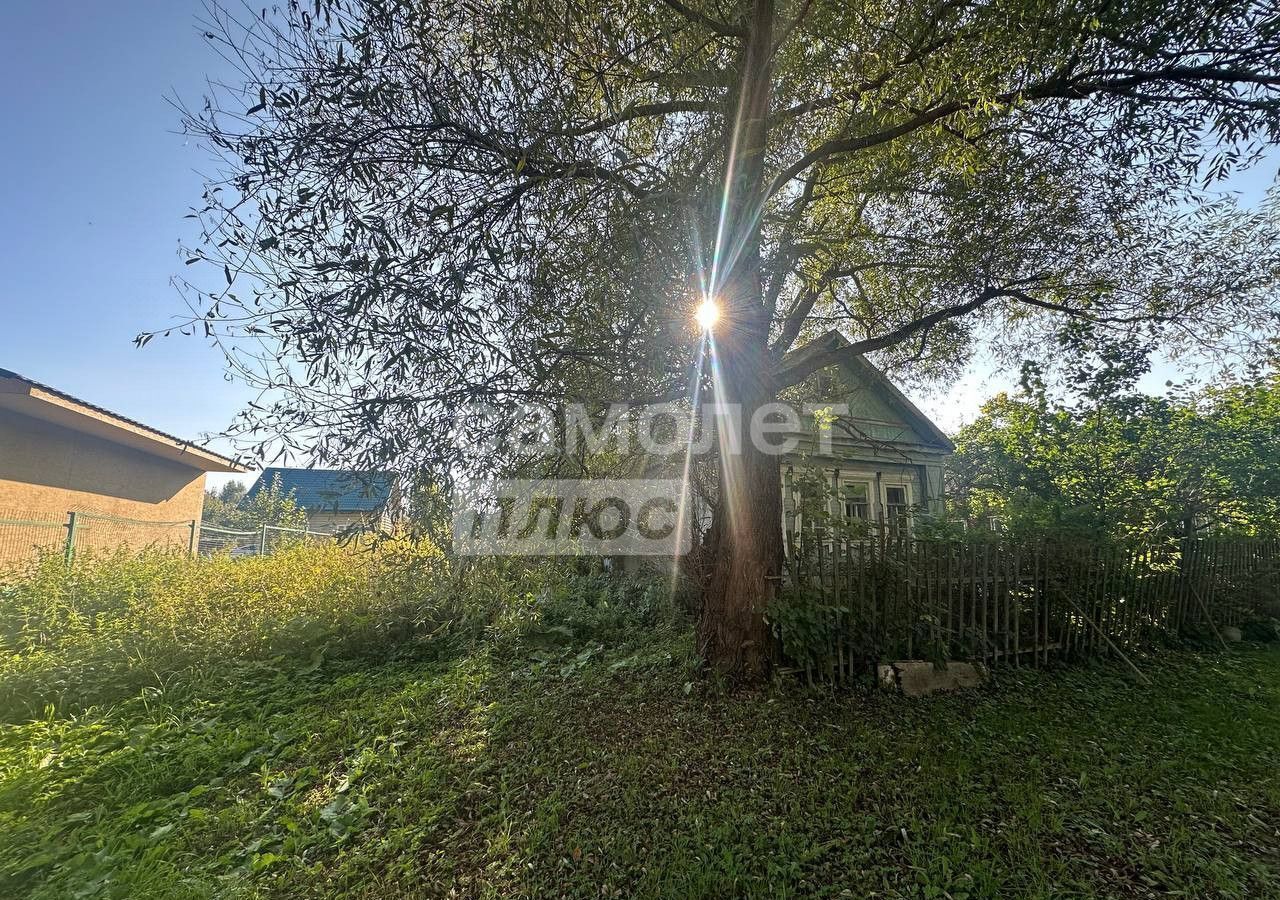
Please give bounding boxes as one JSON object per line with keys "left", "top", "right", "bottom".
{"left": 243, "top": 467, "right": 393, "bottom": 512}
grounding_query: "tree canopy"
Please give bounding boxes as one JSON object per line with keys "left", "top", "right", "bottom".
{"left": 949, "top": 333, "right": 1280, "bottom": 540}
{"left": 154, "top": 0, "right": 1280, "bottom": 677}
{"left": 160, "top": 0, "right": 1280, "bottom": 473}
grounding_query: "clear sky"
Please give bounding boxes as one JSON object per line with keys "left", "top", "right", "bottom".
{"left": 0, "top": 2, "right": 1274, "bottom": 494}
{"left": 0, "top": 1, "right": 253, "bottom": 482}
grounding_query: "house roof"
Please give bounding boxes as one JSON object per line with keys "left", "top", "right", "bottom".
{"left": 779, "top": 332, "right": 956, "bottom": 453}
{"left": 243, "top": 467, "right": 393, "bottom": 512}
{"left": 0, "top": 367, "right": 247, "bottom": 472}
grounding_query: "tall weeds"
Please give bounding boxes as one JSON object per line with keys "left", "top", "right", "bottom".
{"left": 0, "top": 544, "right": 686, "bottom": 720}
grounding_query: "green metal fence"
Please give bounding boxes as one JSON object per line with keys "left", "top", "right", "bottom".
{"left": 197, "top": 524, "right": 260, "bottom": 557}
{"left": 68, "top": 512, "right": 196, "bottom": 559}
{"left": 0, "top": 508, "right": 197, "bottom": 572}
{"left": 0, "top": 509, "right": 69, "bottom": 569}
{"left": 1, "top": 511, "right": 338, "bottom": 573}
{"left": 197, "top": 524, "right": 334, "bottom": 557}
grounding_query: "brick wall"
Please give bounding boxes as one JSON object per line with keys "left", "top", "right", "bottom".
{"left": 0, "top": 407, "right": 208, "bottom": 523}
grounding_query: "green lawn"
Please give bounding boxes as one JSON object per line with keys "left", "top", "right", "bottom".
{"left": 4, "top": 633, "right": 1280, "bottom": 898}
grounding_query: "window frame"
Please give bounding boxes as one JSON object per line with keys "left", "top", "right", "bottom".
{"left": 882, "top": 482, "right": 913, "bottom": 531}
{"left": 839, "top": 478, "right": 873, "bottom": 524}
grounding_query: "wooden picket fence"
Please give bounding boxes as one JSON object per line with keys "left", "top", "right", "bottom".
{"left": 777, "top": 530, "right": 1280, "bottom": 683}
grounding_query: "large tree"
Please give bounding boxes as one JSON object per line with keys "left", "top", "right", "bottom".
{"left": 156, "top": 0, "right": 1280, "bottom": 680}
{"left": 949, "top": 338, "right": 1280, "bottom": 539}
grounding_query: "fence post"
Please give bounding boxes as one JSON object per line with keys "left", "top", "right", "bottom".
{"left": 188, "top": 520, "right": 198, "bottom": 556}
{"left": 63, "top": 511, "right": 78, "bottom": 565}
{"left": 259, "top": 524, "right": 268, "bottom": 556}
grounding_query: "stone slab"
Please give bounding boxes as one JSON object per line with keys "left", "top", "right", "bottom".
{"left": 879, "top": 660, "right": 987, "bottom": 696}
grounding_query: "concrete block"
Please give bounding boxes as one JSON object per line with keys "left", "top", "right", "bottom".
{"left": 879, "top": 660, "right": 987, "bottom": 696}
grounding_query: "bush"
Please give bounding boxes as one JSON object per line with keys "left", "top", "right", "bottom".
{"left": 0, "top": 545, "right": 687, "bottom": 721}
{"left": 1241, "top": 617, "right": 1280, "bottom": 643}
{"left": 0, "top": 541, "right": 451, "bottom": 719}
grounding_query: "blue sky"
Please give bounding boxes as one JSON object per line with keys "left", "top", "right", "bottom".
{"left": 0, "top": 1, "right": 252, "bottom": 475}
{"left": 0, "top": 3, "right": 1275, "bottom": 493}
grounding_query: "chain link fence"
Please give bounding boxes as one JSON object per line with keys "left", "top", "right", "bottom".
{"left": 1, "top": 510, "right": 335, "bottom": 572}
{"left": 198, "top": 524, "right": 334, "bottom": 558}
{"left": 70, "top": 512, "right": 195, "bottom": 557}
{"left": 0, "top": 509, "right": 68, "bottom": 569}
{"left": 0, "top": 508, "right": 195, "bottom": 572}
{"left": 197, "top": 525, "right": 260, "bottom": 557}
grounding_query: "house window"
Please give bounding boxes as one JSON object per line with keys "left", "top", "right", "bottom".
{"left": 842, "top": 482, "right": 870, "bottom": 522}
{"left": 885, "top": 485, "right": 910, "bottom": 531}
{"left": 815, "top": 371, "right": 838, "bottom": 399}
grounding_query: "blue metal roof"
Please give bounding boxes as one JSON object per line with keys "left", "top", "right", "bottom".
{"left": 242, "top": 468, "right": 393, "bottom": 512}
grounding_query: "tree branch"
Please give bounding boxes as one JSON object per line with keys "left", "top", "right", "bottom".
{"left": 766, "top": 61, "right": 1280, "bottom": 197}
{"left": 772, "top": 286, "right": 1011, "bottom": 388}
{"left": 658, "top": 0, "right": 745, "bottom": 38}
{"left": 769, "top": 0, "right": 814, "bottom": 59}
{"left": 544, "top": 99, "right": 720, "bottom": 138}
{"left": 769, "top": 282, "right": 826, "bottom": 358}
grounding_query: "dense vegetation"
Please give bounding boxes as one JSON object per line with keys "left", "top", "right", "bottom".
{"left": 201, "top": 477, "right": 307, "bottom": 532}
{"left": 949, "top": 341, "right": 1280, "bottom": 540}
{"left": 3, "top": 546, "right": 1280, "bottom": 898}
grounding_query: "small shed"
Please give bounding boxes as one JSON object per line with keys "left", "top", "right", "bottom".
{"left": 242, "top": 467, "right": 397, "bottom": 534}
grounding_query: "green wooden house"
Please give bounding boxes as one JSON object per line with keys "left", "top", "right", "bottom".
{"left": 776, "top": 332, "right": 954, "bottom": 548}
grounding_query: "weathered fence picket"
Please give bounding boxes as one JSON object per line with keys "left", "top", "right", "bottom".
{"left": 778, "top": 530, "right": 1280, "bottom": 682}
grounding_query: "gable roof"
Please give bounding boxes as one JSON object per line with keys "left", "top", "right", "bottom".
{"left": 779, "top": 332, "right": 956, "bottom": 453}
{"left": 0, "top": 367, "right": 247, "bottom": 472}
{"left": 243, "top": 467, "right": 393, "bottom": 512}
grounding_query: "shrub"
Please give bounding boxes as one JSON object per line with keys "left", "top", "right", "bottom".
{"left": 1241, "top": 617, "right": 1280, "bottom": 643}
{"left": 0, "top": 544, "right": 688, "bottom": 721}
{"left": 0, "top": 541, "right": 451, "bottom": 719}
{"left": 202, "top": 472, "right": 308, "bottom": 530}
{"left": 526, "top": 569, "right": 682, "bottom": 641}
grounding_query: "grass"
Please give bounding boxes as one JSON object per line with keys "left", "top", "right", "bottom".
{"left": 2, "top": 551, "right": 1280, "bottom": 898}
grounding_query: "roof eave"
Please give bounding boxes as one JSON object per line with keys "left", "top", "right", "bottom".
{"left": 0, "top": 372, "right": 247, "bottom": 473}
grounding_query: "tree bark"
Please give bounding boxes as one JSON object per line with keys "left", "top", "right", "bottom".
{"left": 697, "top": 311, "right": 783, "bottom": 682}
{"left": 696, "top": 0, "right": 781, "bottom": 684}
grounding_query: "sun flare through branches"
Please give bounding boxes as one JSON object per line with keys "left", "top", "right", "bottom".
{"left": 695, "top": 298, "right": 721, "bottom": 331}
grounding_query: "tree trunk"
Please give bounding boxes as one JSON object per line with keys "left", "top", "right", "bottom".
{"left": 697, "top": 314, "right": 783, "bottom": 682}
{"left": 695, "top": 0, "right": 780, "bottom": 683}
